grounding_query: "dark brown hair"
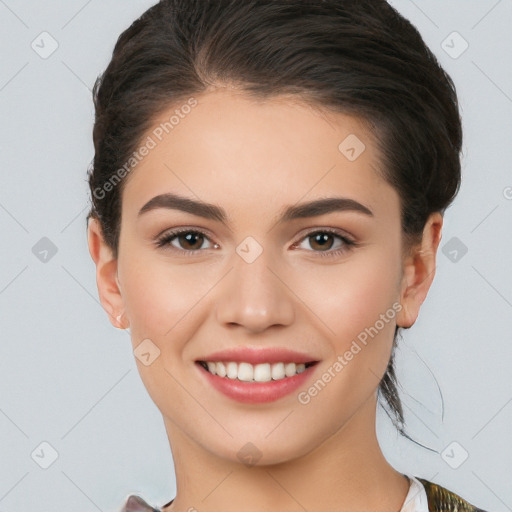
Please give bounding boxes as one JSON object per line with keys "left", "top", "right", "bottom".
{"left": 87, "top": 0, "right": 462, "bottom": 439}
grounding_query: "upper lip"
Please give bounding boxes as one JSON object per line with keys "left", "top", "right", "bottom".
{"left": 197, "top": 347, "right": 319, "bottom": 365}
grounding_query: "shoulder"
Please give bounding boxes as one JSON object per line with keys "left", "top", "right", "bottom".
{"left": 119, "top": 494, "right": 161, "bottom": 512}
{"left": 415, "top": 477, "right": 490, "bottom": 512}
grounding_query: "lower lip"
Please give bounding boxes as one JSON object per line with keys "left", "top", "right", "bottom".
{"left": 197, "top": 363, "right": 318, "bottom": 404}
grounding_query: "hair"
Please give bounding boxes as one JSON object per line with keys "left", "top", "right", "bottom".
{"left": 86, "top": 0, "right": 462, "bottom": 439}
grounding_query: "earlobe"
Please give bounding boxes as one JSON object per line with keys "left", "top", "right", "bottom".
{"left": 396, "top": 212, "right": 443, "bottom": 328}
{"left": 87, "top": 217, "right": 125, "bottom": 329}
{"left": 115, "top": 311, "right": 129, "bottom": 330}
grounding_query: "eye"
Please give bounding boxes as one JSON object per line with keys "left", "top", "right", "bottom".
{"left": 292, "top": 229, "right": 356, "bottom": 258}
{"left": 155, "top": 228, "right": 217, "bottom": 254}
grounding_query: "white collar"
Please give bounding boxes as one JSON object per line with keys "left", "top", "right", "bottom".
{"left": 399, "top": 475, "right": 429, "bottom": 512}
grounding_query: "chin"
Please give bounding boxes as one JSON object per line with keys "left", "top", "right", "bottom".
{"left": 208, "top": 434, "right": 316, "bottom": 468}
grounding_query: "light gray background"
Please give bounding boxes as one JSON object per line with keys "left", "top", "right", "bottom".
{"left": 0, "top": 1, "right": 511, "bottom": 511}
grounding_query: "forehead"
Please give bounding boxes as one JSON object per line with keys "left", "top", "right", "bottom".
{"left": 122, "top": 89, "right": 396, "bottom": 223}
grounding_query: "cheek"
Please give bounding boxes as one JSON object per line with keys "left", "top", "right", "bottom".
{"left": 119, "top": 251, "right": 227, "bottom": 379}
{"left": 293, "top": 249, "right": 402, "bottom": 429}
{"left": 119, "top": 252, "right": 201, "bottom": 345}
{"left": 118, "top": 254, "right": 206, "bottom": 414}
{"left": 300, "top": 243, "right": 402, "bottom": 348}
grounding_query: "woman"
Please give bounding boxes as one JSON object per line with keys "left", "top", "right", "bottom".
{"left": 86, "top": 1, "right": 490, "bottom": 510}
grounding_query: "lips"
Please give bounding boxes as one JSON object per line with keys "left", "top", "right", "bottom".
{"left": 195, "top": 347, "right": 320, "bottom": 403}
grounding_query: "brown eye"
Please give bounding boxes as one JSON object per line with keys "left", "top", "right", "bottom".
{"left": 176, "top": 232, "right": 205, "bottom": 250}
{"left": 308, "top": 232, "right": 335, "bottom": 251}
{"left": 155, "top": 229, "right": 215, "bottom": 253}
{"left": 293, "top": 229, "right": 356, "bottom": 258}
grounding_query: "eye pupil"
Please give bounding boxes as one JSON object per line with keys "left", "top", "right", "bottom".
{"left": 181, "top": 232, "right": 203, "bottom": 250}
{"left": 310, "top": 233, "right": 333, "bottom": 251}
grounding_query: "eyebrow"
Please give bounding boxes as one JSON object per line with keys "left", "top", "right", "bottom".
{"left": 138, "top": 192, "right": 373, "bottom": 225}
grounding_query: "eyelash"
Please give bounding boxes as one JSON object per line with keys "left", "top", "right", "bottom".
{"left": 154, "top": 227, "right": 357, "bottom": 259}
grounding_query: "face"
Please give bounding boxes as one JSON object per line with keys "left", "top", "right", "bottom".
{"left": 89, "top": 88, "right": 438, "bottom": 467}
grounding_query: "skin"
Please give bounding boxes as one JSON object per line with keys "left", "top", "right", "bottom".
{"left": 88, "top": 88, "right": 442, "bottom": 512}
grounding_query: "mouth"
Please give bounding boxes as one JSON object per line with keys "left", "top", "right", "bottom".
{"left": 196, "top": 360, "right": 318, "bottom": 383}
{"left": 195, "top": 356, "right": 320, "bottom": 404}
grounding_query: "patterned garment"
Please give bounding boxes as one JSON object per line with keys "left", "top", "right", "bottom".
{"left": 415, "top": 477, "right": 490, "bottom": 512}
{"left": 120, "top": 474, "right": 490, "bottom": 511}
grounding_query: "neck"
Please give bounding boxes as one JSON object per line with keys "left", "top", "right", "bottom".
{"left": 162, "top": 394, "right": 409, "bottom": 512}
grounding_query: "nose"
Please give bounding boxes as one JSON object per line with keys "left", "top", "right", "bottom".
{"left": 214, "top": 246, "right": 295, "bottom": 334}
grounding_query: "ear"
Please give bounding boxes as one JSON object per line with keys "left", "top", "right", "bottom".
{"left": 87, "top": 217, "right": 127, "bottom": 329}
{"left": 396, "top": 212, "right": 443, "bottom": 328}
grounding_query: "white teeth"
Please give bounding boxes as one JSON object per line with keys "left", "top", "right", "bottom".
{"left": 271, "top": 362, "right": 285, "bottom": 380}
{"left": 253, "top": 363, "right": 272, "bottom": 382}
{"left": 202, "top": 361, "right": 311, "bottom": 382}
{"left": 207, "top": 362, "right": 217, "bottom": 375}
{"left": 216, "top": 362, "right": 227, "bottom": 377}
{"left": 226, "top": 361, "right": 238, "bottom": 379}
{"left": 284, "top": 362, "right": 297, "bottom": 377}
{"left": 238, "top": 362, "right": 253, "bottom": 382}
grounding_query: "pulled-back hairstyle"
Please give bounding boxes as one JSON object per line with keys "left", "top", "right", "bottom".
{"left": 87, "top": 0, "right": 462, "bottom": 439}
